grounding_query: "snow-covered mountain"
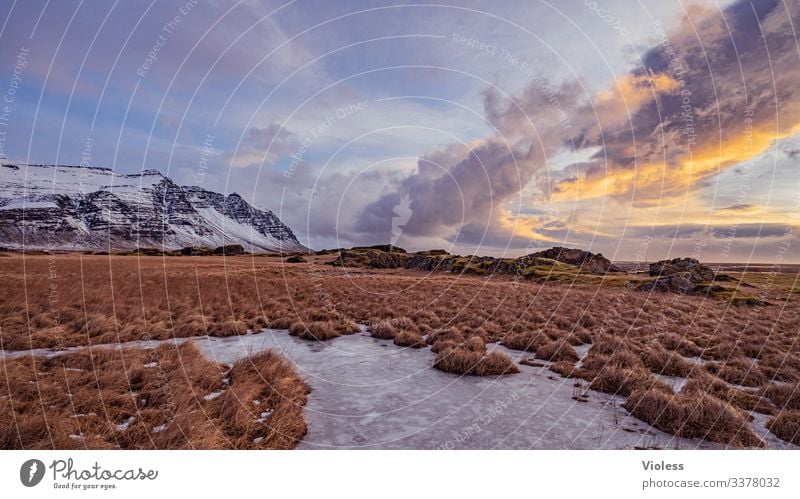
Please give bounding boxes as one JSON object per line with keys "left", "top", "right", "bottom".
{"left": 0, "top": 162, "right": 307, "bottom": 253}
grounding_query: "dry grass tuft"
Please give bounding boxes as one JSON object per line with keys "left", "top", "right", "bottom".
{"left": 659, "top": 333, "right": 702, "bottom": 357}
{"left": 288, "top": 320, "right": 340, "bottom": 341}
{"left": 706, "top": 359, "right": 767, "bottom": 388}
{"left": 221, "top": 350, "right": 310, "bottom": 449}
{"left": 683, "top": 371, "right": 775, "bottom": 415}
{"left": 393, "top": 331, "right": 426, "bottom": 348}
{"left": 762, "top": 383, "right": 800, "bottom": 411}
{"left": 641, "top": 343, "right": 695, "bottom": 377}
{"left": 501, "top": 331, "right": 549, "bottom": 352}
{"left": 433, "top": 346, "right": 519, "bottom": 376}
{"left": 335, "top": 319, "right": 362, "bottom": 335}
{"left": 549, "top": 361, "right": 585, "bottom": 378}
{"left": 589, "top": 367, "right": 668, "bottom": 396}
{"left": 766, "top": 411, "right": 800, "bottom": 445}
{"left": 623, "top": 388, "right": 764, "bottom": 448}
{"left": 369, "top": 320, "right": 397, "bottom": 339}
{"left": 463, "top": 335, "right": 486, "bottom": 353}
{"left": 535, "top": 341, "right": 579, "bottom": 363}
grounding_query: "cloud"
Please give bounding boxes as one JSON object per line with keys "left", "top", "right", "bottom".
{"left": 350, "top": 0, "right": 800, "bottom": 250}
{"left": 554, "top": 0, "right": 800, "bottom": 204}
{"left": 714, "top": 203, "right": 766, "bottom": 216}
{"left": 228, "top": 123, "right": 298, "bottom": 168}
{"left": 350, "top": 71, "right": 589, "bottom": 248}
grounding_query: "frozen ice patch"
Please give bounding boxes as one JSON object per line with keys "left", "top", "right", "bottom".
{"left": 116, "top": 416, "right": 136, "bottom": 431}
{"left": 203, "top": 391, "right": 222, "bottom": 401}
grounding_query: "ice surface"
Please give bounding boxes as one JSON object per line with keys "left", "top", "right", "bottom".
{"left": 2, "top": 329, "right": 793, "bottom": 450}
{"left": 190, "top": 331, "right": 726, "bottom": 450}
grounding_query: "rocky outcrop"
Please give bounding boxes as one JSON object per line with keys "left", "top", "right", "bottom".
{"left": 530, "top": 247, "right": 622, "bottom": 274}
{"left": 212, "top": 244, "right": 246, "bottom": 255}
{"left": 329, "top": 246, "right": 620, "bottom": 277}
{"left": 637, "top": 258, "right": 721, "bottom": 294}
{"left": 648, "top": 257, "right": 716, "bottom": 281}
{"left": 0, "top": 162, "right": 306, "bottom": 253}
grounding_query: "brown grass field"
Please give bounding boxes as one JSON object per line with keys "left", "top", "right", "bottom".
{"left": 1, "top": 253, "right": 800, "bottom": 448}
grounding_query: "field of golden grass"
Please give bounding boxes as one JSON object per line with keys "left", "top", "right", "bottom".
{"left": 1, "top": 254, "right": 799, "bottom": 448}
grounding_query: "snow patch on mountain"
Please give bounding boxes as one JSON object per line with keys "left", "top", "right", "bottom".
{"left": 0, "top": 162, "right": 307, "bottom": 252}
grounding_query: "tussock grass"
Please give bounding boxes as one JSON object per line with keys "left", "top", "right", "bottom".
{"left": 706, "top": 359, "right": 767, "bottom": 388}
{"left": 369, "top": 320, "right": 397, "bottom": 339}
{"left": 0, "top": 342, "right": 308, "bottom": 449}
{"left": 335, "top": 319, "right": 362, "bottom": 335}
{"left": 430, "top": 339, "right": 459, "bottom": 354}
{"left": 641, "top": 343, "right": 694, "bottom": 377}
{"left": 221, "top": 350, "right": 310, "bottom": 449}
{"left": 501, "top": 331, "right": 549, "bottom": 352}
{"left": 534, "top": 341, "right": 579, "bottom": 363}
{"left": 683, "top": 371, "right": 775, "bottom": 415}
{"left": 589, "top": 367, "right": 669, "bottom": 397}
{"left": 433, "top": 347, "right": 519, "bottom": 376}
{"left": 658, "top": 333, "right": 702, "bottom": 357}
{"left": 289, "top": 320, "right": 339, "bottom": 341}
{"left": 426, "top": 327, "right": 463, "bottom": 346}
{"left": 393, "top": 331, "right": 426, "bottom": 348}
{"left": 623, "top": 388, "right": 764, "bottom": 448}
{"left": 762, "top": 383, "right": 800, "bottom": 411}
{"left": 549, "top": 361, "right": 585, "bottom": 378}
{"left": 767, "top": 411, "right": 800, "bottom": 445}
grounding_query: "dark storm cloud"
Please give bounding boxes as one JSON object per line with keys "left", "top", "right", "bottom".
{"left": 555, "top": 0, "right": 800, "bottom": 201}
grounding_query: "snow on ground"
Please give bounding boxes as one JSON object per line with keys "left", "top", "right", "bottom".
{"left": 655, "top": 374, "right": 688, "bottom": 393}
{"left": 2, "top": 330, "right": 793, "bottom": 450}
{"left": 116, "top": 416, "right": 136, "bottom": 432}
{"left": 574, "top": 343, "right": 591, "bottom": 369}
{"left": 203, "top": 391, "right": 223, "bottom": 401}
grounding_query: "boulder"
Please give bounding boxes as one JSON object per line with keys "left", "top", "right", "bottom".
{"left": 638, "top": 258, "right": 720, "bottom": 294}
{"left": 213, "top": 244, "right": 245, "bottom": 255}
{"left": 648, "top": 257, "right": 715, "bottom": 281}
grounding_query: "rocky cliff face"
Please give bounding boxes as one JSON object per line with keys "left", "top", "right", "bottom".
{"left": 0, "top": 162, "right": 306, "bottom": 253}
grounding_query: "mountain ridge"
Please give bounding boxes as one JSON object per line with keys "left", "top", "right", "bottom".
{"left": 0, "top": 161, "right": 307, "bottom": 253}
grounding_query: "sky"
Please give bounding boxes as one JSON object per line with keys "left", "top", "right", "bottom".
{"left": 1, "top": 0, "right": 799, "bottom": 263}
